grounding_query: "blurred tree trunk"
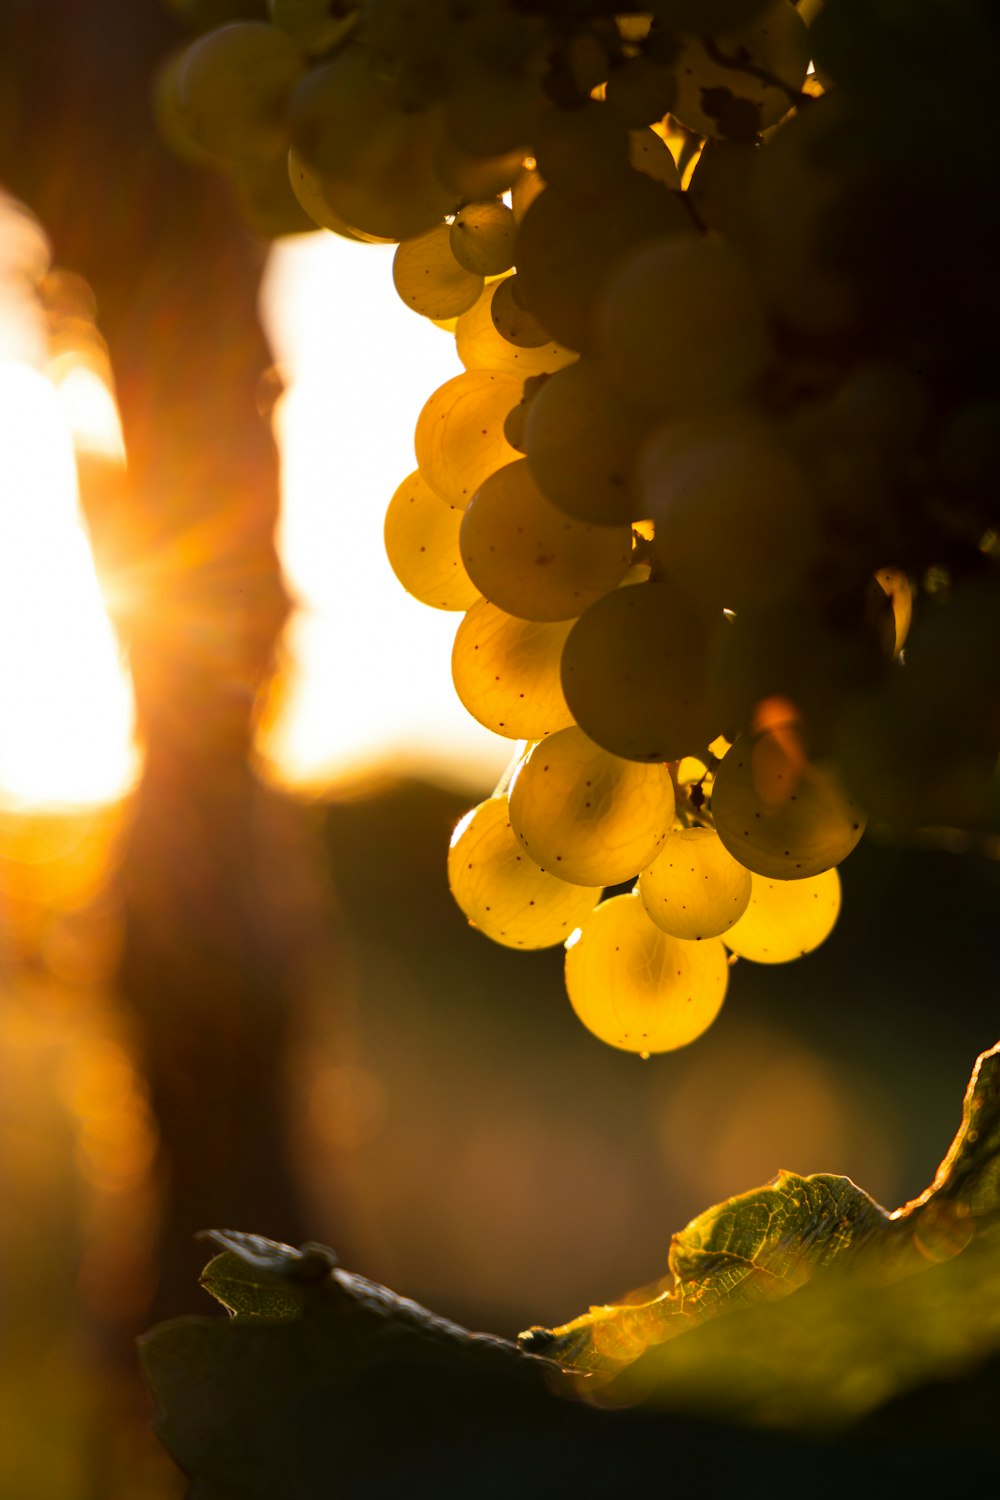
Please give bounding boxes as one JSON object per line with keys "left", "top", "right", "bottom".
{"left": 0, "top": 0, "right": 320, "bottom": 1319}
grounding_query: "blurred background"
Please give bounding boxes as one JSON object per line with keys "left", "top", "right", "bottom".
{"left": 0, "top": 3, "right": 996, "bottom": 1497}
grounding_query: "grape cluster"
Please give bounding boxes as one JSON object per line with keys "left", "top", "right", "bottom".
{"left": 160, "top": 0, "right": 1000, "bottom": 1053}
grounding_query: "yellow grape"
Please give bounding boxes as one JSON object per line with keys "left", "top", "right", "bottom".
{"left": 290, "top": 50, "right": 457, "bottom": 240}
{"left": 560, "top": 578, "right": 722, "bottom": 761}
{"left": 669, "top": 1, "right": 810, "bottom": 140}
{"left": 459, "top": 459, "right": 634, "bottom": 622}
{"left": 565, "top": 892, "right": 729, "bottom": 1054}
{"left": 449, "top": 199, "right": 516, "bottom": 277}
{"left": 637, "top": 410, "right": 819, "bottom": 612}
{"left": 523, "top": 357, "right": 652, "bottom": 525}
{"left": 597, "top": 234, "right": 772, "bottom": 416}
{"left": 392, "top": 224, "right": 484, "bottom": 320}
{"left": 287, "top": 147, "right": 394, "bottom": 242}
{"left": 383, "top": 470, "right": 480, "bottom": 611}
{"left": 508, "top": 726, "right": 675, "bottom": 886}
{"left": 448, "top": 797, "right": 602, "bottom": 950}
{"left": 413, "top": 369, "right": 523, "bottom": 508}
{"left": 451, "top": 600, "right": 576, "bottom": 740}
{"left": 628, "top": 127, "right": 681, "bottom": 190}
{"left": 177, "top": 21, "right": 304, "bottom": 165}
{"left": 724, "top": 868, "right": 841, "bottom": 964}
{"left": 638, "top": 826, "right": 751, "bottom": 940}
{"left": 455, "top": 280, "right": 577, "bottom": 378}
{"left": 514, "top": 171, "right": 693, "bottom": 353}
{"left": 711, "top": 733, "right": 867, "bottom": 879}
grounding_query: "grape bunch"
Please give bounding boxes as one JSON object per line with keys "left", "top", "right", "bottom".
{"left": 160, "top": 0, "right": 1000, "bottom": 1053}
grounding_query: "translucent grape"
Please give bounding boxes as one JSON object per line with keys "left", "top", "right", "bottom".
{"left": 287, "top": 147, "right": 394, "bottom": 242}
{"left": 711, "top": 733, "right": 867, "bottom": 879}
{"left": 668, "top": 2, "right": 810, "bottom": 140}
{"left": 490, "top": 276, "right": 553, "bottom": 350}
{"left": 561, "top": 579, "right": 723, "bottom": 762}
{"left": 723, "top": 868, "right": 841, "bottom": 963}
{"left": 392, "top": 224, "right": 484, "bottom": 320}
{"left": 686, "top": 139, "right": 759, "bottom": 239}
{"left": 413, "top": 369, "right": 523, "bottom": 508}
{"left": 383, "top": 470, "right": 480, "bottom": 611}
{"left": 514, "top": 171, "right": 693, "bottom": 353}
{"left": 177, "top": 21, "right": 305, "bottom": 165}
{"left": 638, "top": 826, "right": 751, "bottom": 940}
{"left": 449, "top": 200, "right": 516, "bottom": 277}
{"left": 523, "top": 358, "right": 652, "bottom": 526}
{"left": 451, "top": 600, "right": 576, "bottom": 740}
{"left": 604, "top": 57, "right": 677, "bottom": 128}
{"left": 628, "top": 127, "right": 682, "bottom": 190}
{"left": 564, "top": 892, "right": 729, "bottom": 1054}
{"left": 508, "top": 726, "right": 675, "bottom": 886}
{"left": 637, "top": 410, "right": 820, "bottom": 612}
{"left": 455, "top": 280, "right": 577, "bottom": 378}
{"left": 533, "top": 102, "right": 630, "bottom": 194}
{"left": 459, "top": 459, "right": 633, "bottom": 622}
{"left": 448, "top": 797, "right": 601, "bottom": 950}
{"left": 290, "top": 49, "right": 457, "bottom": 240}
{"left": 597, "top": 234, "right": 772, "bottom": 416}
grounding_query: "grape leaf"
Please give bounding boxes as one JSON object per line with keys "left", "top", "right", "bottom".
{"left": 519, "top": 1039, "right": 1000, "bottom": 1372}
{"left": 140, "top": 1042, "right": 1000, "bottom": 1498}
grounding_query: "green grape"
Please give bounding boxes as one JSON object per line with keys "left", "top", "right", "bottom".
{"left": 229, "top": 156, "right": 317, "bottom": 237}
{"left": 459, "top": 459, "right": 633, "bottom": 622}
{"left": 439, "top": 10, "right": 549, "bottom": 158}
{"left": 514, "top": 169, "right": 693, "bottom": 353}
{"left": 564, "top": 891, "right": 729, "bottom": 1055}
{"left": 533, "top": 101, "right": 630, "bottom": 194}
{"left": 383, "top": 470, "right": 480, "bottom": 611}
{"left": 686, "top": 138, "right": 759, "bottom": 239}
{"left": 287, "top": 147, "right": 393, "bottom": 241}
{"left": 154, "top": 50, "right": 224, "bottom": 168}
{"left": 510, "top": 161, "right": 546, "bottom": 224}
{"left": 413, "top": 369, "right": 523, "bottom": 508}
{"left": 711, "top": 732, "right": 867, "bottom": 879}
{"left": 490, "top": 275, "right": 553, "bottom": 350}
{"left": 707, "top": 600, "right": 888, "bottom": 756}
{"left": 290, "top": 48, "right": 457, "bottom": 240}
{"left": 451, "top": 600, "right": 576, "bottom": 740}
{"left": 448, "top": 796, "right": 601, "bottom": 950}
{"left": 668, "top": 1, "right": 810, "bottom": 141}
{"left": 449, "top": 200, "right": 516, "bottom": 277}
{"left": 508, "top": 726, "right": 675, "bottom": 886}
{"left": 638, "top": 826, "right": 751, "bottom": 940}
{"left": 637, "top": 410, "right": 820, "bottom": 612}
{"left": 604, "top": 56, "right": 677, "bottom": 128}
{"left": 523, "top": 357, "right": 652, "bottom": 526}
{"left": 652, "top": 0, "right": 773, "bottom": 29}
{"left": 455, "top": 280, "right": 577, "bottom": 378}
{"left": 723, "top": 867, "right": 841, "bottom": 963}
{"left": 560, "top": 578, "right": 723, "bottom": 761}
{"left": 596, "top": 233, "right": 772, "bottom": 416}
{"left": 269, "top": 0, "right": 359, "bottom": 55}
{"left": 628, "top": 127, "right": 682, "bottom": 190}
{"left": 176, "top": 21, "right": 305, "bottom": 166}
{"left": 392, "top": 224, "right": 484, "bottom": 320}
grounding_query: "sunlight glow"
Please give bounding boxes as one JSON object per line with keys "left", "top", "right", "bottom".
{"left": 0, "top": 361, "right": 138, "bottom": 809}
{"left": 256, "top": 232, "right": 508, "bottom": 797}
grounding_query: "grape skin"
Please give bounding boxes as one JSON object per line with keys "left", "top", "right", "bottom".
{"left": 565, "top": 892, "right": 729, "bottom": 1055}
{"left": 448, "top": 797, "right": 602, "bottom": 951}
{"left": 508, "top": 726, "right": 675, "bottom": 887}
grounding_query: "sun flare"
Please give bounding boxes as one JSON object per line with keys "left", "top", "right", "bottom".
{"left": 0, "top": 360, "right": 138, "bottom": 810}
{"left": 256, "top": 232, "right": 508, "bottom": 798}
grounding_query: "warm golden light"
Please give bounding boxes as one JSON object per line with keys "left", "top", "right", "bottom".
{"left": 0, "top": 359, "right": 138, "bottom": 809}
{"left": 257, "top": 232, "right": 508, "bottom": 797}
